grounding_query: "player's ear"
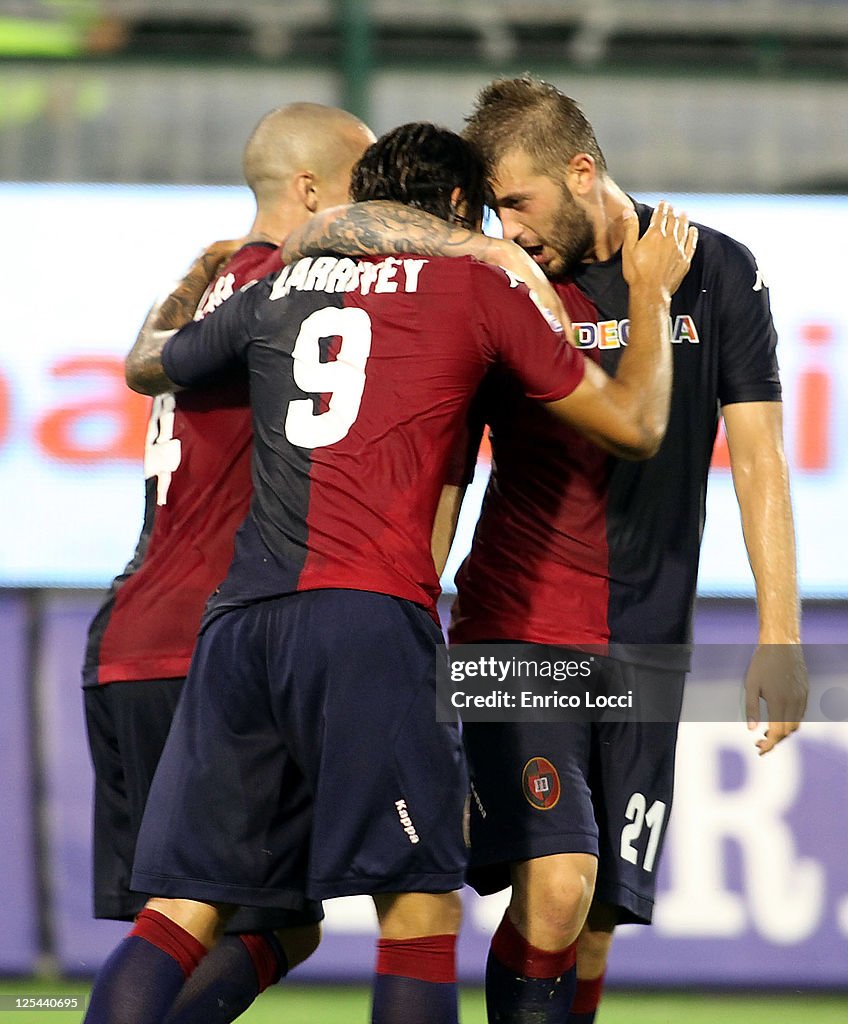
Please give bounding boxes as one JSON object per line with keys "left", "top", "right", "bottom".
{"left": 295, "top": 171, "right": 319, "bottom": 213}
{"left": 566, "top": 153, "right": 596, "bottom": 198}
{"left": 448, "top": 187, "right": 481, "bottom": 230}
{"left": 448, "top": 186, "right": 470, "bottom": 228}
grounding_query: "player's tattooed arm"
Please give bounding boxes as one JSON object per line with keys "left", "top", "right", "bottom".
{"left": 282, "top": 200, "right": 569, "bottom": 332}
{"left": 125, "top": 238, "right": 243, "bottom": 396}
{"left": 125, "top": 312, "right": 177, "bottom": 395}
{"left": 282, "top": 200, "right": 505, "bottom": 260}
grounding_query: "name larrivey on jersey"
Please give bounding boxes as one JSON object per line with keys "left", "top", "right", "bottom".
{"left": 270, "top": 255, "right": 428, "bottom": 299}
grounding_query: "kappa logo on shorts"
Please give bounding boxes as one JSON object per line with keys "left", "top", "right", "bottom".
{"left": 522, "top": 757, "right": 561, "bottom": 811}
{"left": 395, "top": 799, "right": 420, "bottom": 844}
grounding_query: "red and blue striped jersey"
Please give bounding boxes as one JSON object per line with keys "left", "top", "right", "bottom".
{"left": 450, "top": 204, "right": 781, "bottom": 667}
{"left": 161, "top": 254, "right": 585, "bottom": 626}
{"left": 83, "top": 242, "right": 280, "bottom": 685}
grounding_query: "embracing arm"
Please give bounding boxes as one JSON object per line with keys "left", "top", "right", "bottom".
{"left": 125, "top": 238, "right": 243, "bottom": 395}
{"left": 282, "top": 200, "right": 511, "bottom": 262}
{"left": 723, "top": 400, "right": 808, "bottom": 754}
{"left": 281, "top": 200, "right": 569, "bottom": 334}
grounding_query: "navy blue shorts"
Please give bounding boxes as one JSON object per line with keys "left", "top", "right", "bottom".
{"left": 463, "top": 656, "right": 683, "bottom": 924}
{"left": 84, "top": 678, "right": 322, "bottom": 931}
{"left": 132, "top": 590, "right": 469, "bottom": 909}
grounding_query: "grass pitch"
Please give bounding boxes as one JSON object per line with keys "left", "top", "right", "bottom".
{"left": 0, "top": 979, "right": 845, "bottom": 1023}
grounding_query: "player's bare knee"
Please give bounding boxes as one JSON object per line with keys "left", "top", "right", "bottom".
{"left": 144, "top": 896, "right": 231, "bottom": 948}
{"left": 537, "top": 882, "right": 592, "bottom": 943}
{"left": 374, "top": 890, "right": 462, "bottom": 939}
{"left": 274, "top": 922, "right": 322, "bottom": 969}
{"left": 512, "top": 854, "right": 597, "bottom": 947}
{"left": 435, "top": 889, "right": 463, "bottom": 934}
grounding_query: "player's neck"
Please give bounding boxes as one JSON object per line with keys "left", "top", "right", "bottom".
{"left": 246, "top": 228, "right": 281, "bottom": 246}
{"left": 247, "top": 205, "right": 303, "bottom": 248}
{"left": 590, "top": 182, "right": 635, "bottom": 262}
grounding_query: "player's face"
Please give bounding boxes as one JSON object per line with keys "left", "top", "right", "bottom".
{"left": 493, "top": 147, "right": 594, "bottom": 278}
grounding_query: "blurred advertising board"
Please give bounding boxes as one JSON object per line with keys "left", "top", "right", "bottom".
{"left": 0, "top": 187, "right": 845, "bottom": 595}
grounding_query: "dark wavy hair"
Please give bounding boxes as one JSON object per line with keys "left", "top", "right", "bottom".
{"left": 350, "top": 122, "right": 494, "bottom": 228}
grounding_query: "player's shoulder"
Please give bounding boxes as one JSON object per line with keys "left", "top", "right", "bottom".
{"left": 400, "top": 254, "right": 526, "bottom": 301}
{"left": 635, "top": 201, "right": 760, "bottom": 301}
{"left": 419, "top": 253, "right": 496, "bottom": 281}
{"left": 635, "top": 201, "right": 754, "bottom": 262}
{"left": 194, "top": 242, "right": 279, "bottom": 318}
{"left": 461, "top": 257, "right": 540, "bottom": 304}
{"left": 230, "top": 241, "right": 281, "bottom": 279}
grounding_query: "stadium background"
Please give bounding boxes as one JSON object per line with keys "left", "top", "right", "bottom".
{"left": 1, "top": 1, "right": 847, "bottom": 1019}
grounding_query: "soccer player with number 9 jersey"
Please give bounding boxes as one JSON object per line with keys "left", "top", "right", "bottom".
{"left": 83, "top": 123, "right": 695, "bottom": 1024}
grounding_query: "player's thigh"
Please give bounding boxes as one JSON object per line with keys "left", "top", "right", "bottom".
{"left": 84, "top": 678, "right": 184, "bottom": 917}
{"left": 591, "top": 663, "right": 683, "bottom": 922}
{"left": 84, "top": 685, "right": 139, "bottom": 916}
{"left": 462, "top": 718, "right": 597, "bottom": 895}
{"left": 374, "top": 890, "right": 463, "bottom": 939}
{"left": 133, "top": 608, "right": 315, "bottom": 909}
{"left": 106, "top": 677, "right": 184, "bottom": 831}
{"left": 84, "top": 684, "right": 131, "bottom": 836}
{"left": 269, "top": 590, "right": 469, "bottom": 900}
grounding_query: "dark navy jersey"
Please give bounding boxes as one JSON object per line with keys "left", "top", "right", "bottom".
{"left": 450, "top": 203, "right": 781, "bottom": 664}
{"left": 82, "top": 242, "right": 280, "bottom": 686}
{"left": 161, "top": 254, "right": 585, "bottom": 624}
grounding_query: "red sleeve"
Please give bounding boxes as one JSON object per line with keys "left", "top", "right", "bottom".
{"left": 473, "top": 263, "right": 585, "bottom": 402}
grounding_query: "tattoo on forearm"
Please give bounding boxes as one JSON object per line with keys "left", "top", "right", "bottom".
{"left": 128, "top": 360, "right": 175, "bottom": 396}
{"left": 125, "top": 305, "right": 177, "bottom": 395}
{"left": 283, "top": 201, "right": 498, "bottom": 262}
{"left": 125, "top": 249, "right": 223, "bottom": 395}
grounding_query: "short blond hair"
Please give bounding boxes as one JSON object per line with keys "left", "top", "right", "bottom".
{"left": 463, "top": 75, "right": 607, "bottom": 178}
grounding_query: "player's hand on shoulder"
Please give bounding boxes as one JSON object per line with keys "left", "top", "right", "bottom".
{"left": 198, "top": 237, "right": 246, "bottom": 277}
{"left": 622, "top": 201, "right": 698, "bottom": 301}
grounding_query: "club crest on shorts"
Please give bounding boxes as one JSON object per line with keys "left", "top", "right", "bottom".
{"left": 522, "top": 757, "right": 560, "bottom": 810}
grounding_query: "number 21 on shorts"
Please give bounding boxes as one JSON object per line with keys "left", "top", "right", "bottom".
{"left": 620, "top": 793, "right": 667, "bottom": 873}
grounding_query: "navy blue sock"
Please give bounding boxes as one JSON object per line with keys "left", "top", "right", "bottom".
{"left": 164, "top": 933, "right": 286, "bottom": 1024}
{"left": 372, "top": 935, "right": 458, "bottom": 1024}
{"left": 372, "top": 975, "right": 459, "bottom": 1024}
{"left": 485, "top": 914, "right": 577, "bottom": 1024}
{"left": 84, "top": 909, "right": 206, "bottom": 1024}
